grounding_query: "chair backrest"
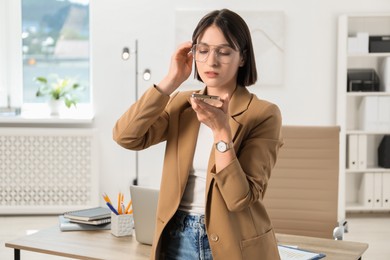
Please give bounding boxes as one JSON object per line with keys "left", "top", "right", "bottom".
{"left": 263, "top": 125, "right": 340, "bottom": 239}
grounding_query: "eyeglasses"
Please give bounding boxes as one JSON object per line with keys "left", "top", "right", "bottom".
{"left": 192, "top": 44, "right": 238, "bottom": 64}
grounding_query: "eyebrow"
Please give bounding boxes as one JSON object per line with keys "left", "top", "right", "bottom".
{"left": 197, "top": 42, "right": 232, "bottom": 48}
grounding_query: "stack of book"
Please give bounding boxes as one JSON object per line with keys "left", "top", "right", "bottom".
{"left": 59, "top": 207, "right": 112, "bottom": 231}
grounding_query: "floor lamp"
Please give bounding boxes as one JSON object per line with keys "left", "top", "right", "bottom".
{"left": 122, "top": 40, "right": 139, "bottom": 185}
{"left": 122, "top": 40, "right": 151, "bottom": 186}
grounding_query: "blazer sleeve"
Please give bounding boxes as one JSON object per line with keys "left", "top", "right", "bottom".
{"left": 113, "top": 85, "right": 171, "bottom": 150}
{"left": 211, "top": 102, "right": 283, "bottom": 212}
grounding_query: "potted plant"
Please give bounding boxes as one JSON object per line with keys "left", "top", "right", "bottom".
{"left": 35, "top": 74, "right": 83, "bottom": 115}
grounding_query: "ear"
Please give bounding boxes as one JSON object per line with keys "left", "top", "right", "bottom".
{"left": 239, "top": 50, "right": 247, "bottom": 67}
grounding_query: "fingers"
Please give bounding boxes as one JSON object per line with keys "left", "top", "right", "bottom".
{"left": 191, "top": 97, "right": 225, "bottom": 125}
{"left": 162, "top": 41, "right": 193, "bottom": 92}
{"left": 175, "top": 41, "right": 193, "bottom": 58}
{"left": 220, "top": 93, "right": 230, "bottom": 113}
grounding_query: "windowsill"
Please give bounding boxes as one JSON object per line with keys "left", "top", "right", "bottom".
{"left": 0, "top": 103, "right": 94, "bottom": 124}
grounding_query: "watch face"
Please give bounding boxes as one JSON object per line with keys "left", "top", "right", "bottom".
{"left": 217, "top": 141, "right": 227, "bottom": 152}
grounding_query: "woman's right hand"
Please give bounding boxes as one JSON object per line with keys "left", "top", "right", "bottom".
{"left": 156, "top": 41, "right": 193, "bottom": 95}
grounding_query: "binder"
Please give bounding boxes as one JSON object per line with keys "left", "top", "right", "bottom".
{"left": 378, "top": 135, "right": 390, "bottom": 168}
{"left": 383, "top": 173, "right": 390, "bottom": 209}
{"left": 374, "top": 173, "right": 383, "bottom": 208}
{"left": 359, "top": 173, "right": 374, "bottom": 208}
{"left": 347, "top": 135, "right": 358, "bottom": 170}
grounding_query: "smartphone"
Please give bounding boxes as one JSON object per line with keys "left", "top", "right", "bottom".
{"left": 191, "top": 93, "right": 223, "bottom": 107}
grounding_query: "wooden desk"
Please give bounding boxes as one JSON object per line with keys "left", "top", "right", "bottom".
{"left": 5, "top": 227, "right": 368, "bottom": 260}
{"left": 276, "top": 233, "right": 368, "bottom": 260}
{"left": 5, "top": 227, "right": 150, "bottom": 260}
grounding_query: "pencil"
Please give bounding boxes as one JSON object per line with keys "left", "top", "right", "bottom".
{"left": 102, "top": 193, "right": 112, "bottom": 204}
{"left": 117, "top": 192, "right": 122, "bottom": 214}
{"left": 125, "top": 199, "right": 132, "bottom": 214}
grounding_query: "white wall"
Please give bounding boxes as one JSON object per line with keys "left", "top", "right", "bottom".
{"left": 90, "top": 0, "right": 390, "bottom": 200}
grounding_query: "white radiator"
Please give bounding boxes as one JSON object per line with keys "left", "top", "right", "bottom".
{"left": 0, "top": 128, "right": 99, "bottom": 214}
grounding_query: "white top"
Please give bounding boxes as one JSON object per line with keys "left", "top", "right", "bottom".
{"left": 179, "top": 123, "right": 213, "bottom": 214}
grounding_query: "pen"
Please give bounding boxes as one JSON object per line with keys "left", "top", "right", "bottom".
{"left": 121, "top": 202, "right": 125, "bottom": 215}
{"left": 106, "top": 202, "right": 119, "bottom": 215}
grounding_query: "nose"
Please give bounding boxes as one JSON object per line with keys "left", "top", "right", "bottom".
{"left": 206, "top": 49, "right": 219, "bottom": 66}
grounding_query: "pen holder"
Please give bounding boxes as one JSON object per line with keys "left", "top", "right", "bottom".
{"left": 110, "top": 213, "right": 134, "bottom": 237}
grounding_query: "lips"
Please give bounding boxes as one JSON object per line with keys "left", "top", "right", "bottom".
{"left": 204, "top": 71, "right": 219, "bottom": 78}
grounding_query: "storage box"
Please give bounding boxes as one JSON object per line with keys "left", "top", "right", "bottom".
{"left": 348, "top": 32, "right": 369, "bottom": 54}
{"left": 369, "top": 36, "right": 390, "bottom": 53}
{"left": 347, "top": 69, "right": 379, "bottom": 92}
{"left": 379, "top": 57, "right": 390, "bottom": 92}
{"left": 358, "top": 96, "right": 390, "bottom": 131}
{"left": 378, "top": 135, "right": 390, "bottom": 168}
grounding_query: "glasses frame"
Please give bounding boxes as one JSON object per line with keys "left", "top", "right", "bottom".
{"left": 192, "top": 43, "right": 239, "bottom": 64}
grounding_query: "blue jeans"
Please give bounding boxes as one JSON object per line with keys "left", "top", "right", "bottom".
{"left": 161, "top": 210, "right": 213, "bottom": 260}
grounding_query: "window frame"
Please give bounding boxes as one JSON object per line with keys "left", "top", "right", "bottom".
{"left": 0, "top": 0, "right": 93, "bottom": 121}
{"left": 0, "top": 0, "right": 23, "bottom": 108}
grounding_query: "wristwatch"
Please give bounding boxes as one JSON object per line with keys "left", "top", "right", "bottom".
{"left": 215, "top": 140, "right": 233, "bottom": 153}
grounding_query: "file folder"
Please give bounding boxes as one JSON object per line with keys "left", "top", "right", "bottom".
{"left": 358, "top": 173, "right": 374, "bottom": 208}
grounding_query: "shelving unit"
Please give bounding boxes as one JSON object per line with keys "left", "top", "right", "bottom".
{"left": 337, "top": 14, "right": 390, "bottom": 216}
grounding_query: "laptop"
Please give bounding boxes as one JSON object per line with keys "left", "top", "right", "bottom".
{"left": 129, "top": 185, "right": 159, "bottom": 245}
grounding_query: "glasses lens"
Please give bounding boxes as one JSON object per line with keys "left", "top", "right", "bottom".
{"left": 193, "top": 44, "right": 235, "bottom": 64}
{"left": 193, "top": 44, "right": 209, "bottom": 62}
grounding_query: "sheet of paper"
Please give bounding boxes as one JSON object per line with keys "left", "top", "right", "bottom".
{"left": 278, "top": 245, "right": 325, "bottom": 260}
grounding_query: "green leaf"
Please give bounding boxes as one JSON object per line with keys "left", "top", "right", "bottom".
{"left": 35, "top": 77, "right": 48, "bottom": 84}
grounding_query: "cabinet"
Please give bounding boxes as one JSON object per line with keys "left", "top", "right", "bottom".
{"left": 337, "top": 14, "right": 390, "bottom": 214}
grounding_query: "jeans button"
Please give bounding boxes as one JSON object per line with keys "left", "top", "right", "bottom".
{"left": 210, "top": 233, "right": 219, "bottom": 242}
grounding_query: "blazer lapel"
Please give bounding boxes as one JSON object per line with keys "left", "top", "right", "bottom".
{"left": 228, "top": 86, "right": 252, "bottom": 141}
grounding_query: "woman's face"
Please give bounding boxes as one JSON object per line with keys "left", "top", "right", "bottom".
{"left": 194, "top": 25, "right": 243, "bottom": 93}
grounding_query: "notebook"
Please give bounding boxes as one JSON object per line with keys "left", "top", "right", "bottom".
{"left": 63, "top": 207, "right": 111, "bottom": 221}
{"left": 130, "top": 185, "right": 159, "bottom": 245}
{"left": 69, "top": 217, "right": 111, "bottom": 226}
{"left": 59, "top": 216, "right": 111, "bottom": 232}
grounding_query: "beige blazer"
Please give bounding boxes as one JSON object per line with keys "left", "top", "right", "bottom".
{"left": 113, "top": 85, "right": 283, "bottom": 260}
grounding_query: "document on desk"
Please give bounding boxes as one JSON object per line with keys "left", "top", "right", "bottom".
{"left": 278, "top": 245, "right": 325, "bottom": 260}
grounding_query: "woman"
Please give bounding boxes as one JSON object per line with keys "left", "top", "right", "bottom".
{"left": 113, "top": 9, "right": 283, "bottom": 260}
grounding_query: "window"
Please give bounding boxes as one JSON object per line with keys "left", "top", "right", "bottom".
{"left": 0, "top": 0, "right": 90, "bottom": 112}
